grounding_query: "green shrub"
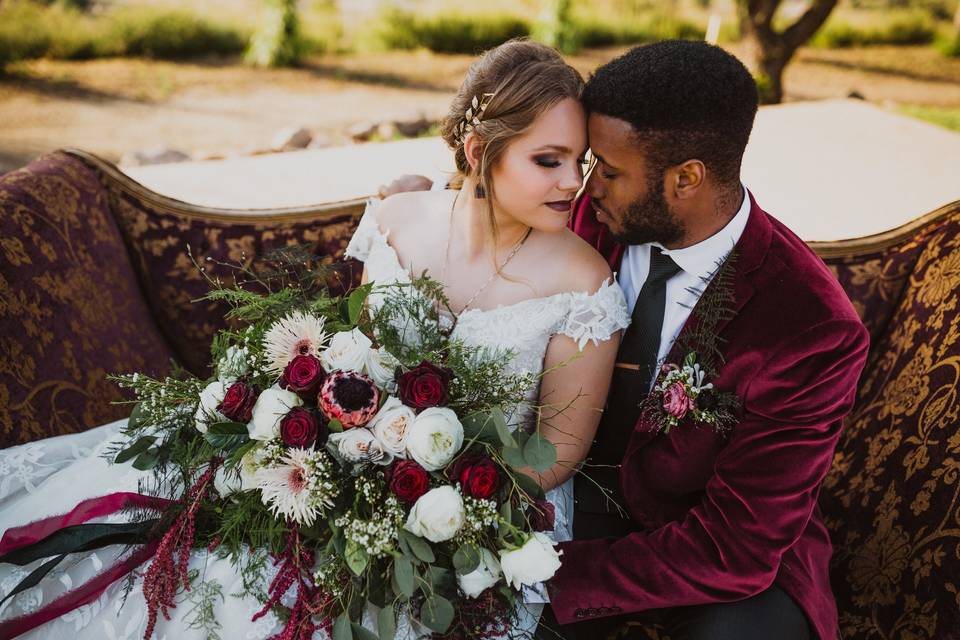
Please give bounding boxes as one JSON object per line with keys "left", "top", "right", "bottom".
{"left": 571, "top": 14, "right": 704, "bottom": 48}
{"left": 366, "top": 9, "right": 531, "bottom": 54}
{"left": 812, "top": 14, "right": 936, "bottom": 48}
{"left": 936, "top": 32, "right": 960, "bottom": 57}
{"left": 108, "top": 9, "right": 248, "bottom": 59}
{"left": 0, "top": 0, "right": 249, "bottom": 69}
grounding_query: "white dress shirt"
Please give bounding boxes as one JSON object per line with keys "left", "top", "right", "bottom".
{"left": 617, "top": 186, "right": 752, "bottom": 382}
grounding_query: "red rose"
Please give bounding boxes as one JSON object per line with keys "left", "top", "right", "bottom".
{"left": 281, "top": 355, "right": 326, "bottom": 399}
{"left": 450, "top": 454, "right": 500, "bottom": 499}
{"left": 397, "top": 361, "right": 453, "bottom": 410}
{"left": 217, "top": 381, "right": 258, "bottom": 423}
{"left": 280, "top": 407, "right": 320, "bottom": 448}
{"left": 387, "top": 460, "right": 430, "bottom": 504}
{"left": 528, "top": 499, "right": 556, "bottom": 532}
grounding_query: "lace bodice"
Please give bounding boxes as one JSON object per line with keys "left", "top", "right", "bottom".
{"left": 345, "top": 200, "right": 630, "bottom": 382}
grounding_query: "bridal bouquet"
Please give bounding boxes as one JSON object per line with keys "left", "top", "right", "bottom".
{"left": 104, "top": 256, "right": 562, "bottom": 640}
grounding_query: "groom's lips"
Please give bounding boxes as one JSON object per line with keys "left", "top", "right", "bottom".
{"left": 545, "top": 199, "right": 574, "bottom": 212}
{"left": 592, "top": 202, "right": 611, "bottom": 223}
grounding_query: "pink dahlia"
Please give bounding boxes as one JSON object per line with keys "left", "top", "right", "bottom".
{"left": 318, "top": 371, "right": 380, "bottom": 428}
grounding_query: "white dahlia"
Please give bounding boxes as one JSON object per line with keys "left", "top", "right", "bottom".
{"left": 256, "top": 448, "right": 338, "bottom": 526}
{"left": 263, "top": 311, "right": 329, "bottom": 376}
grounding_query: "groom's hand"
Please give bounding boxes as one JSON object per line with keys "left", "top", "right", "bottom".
{"left": 377, "top": 174, "right": 433, "bottom": 199}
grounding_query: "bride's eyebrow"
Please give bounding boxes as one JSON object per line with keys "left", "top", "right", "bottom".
{"left": 531, "top": 144, "right": 573, "bottom": 153}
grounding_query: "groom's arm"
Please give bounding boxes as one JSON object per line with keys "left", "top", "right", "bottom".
{"left": 547, "top": 318, "right": 869, "bottom": 623}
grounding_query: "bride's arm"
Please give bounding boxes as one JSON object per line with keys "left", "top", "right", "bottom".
{"left": 525, "top": 316, "right": 620, "bottom": 492}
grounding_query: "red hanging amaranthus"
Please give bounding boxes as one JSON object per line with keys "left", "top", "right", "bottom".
{"left": 252, "top": 523, "right": 336, "bottom": 640}
{"left": 141, "top": 457, "right": 222, "bottom": 640}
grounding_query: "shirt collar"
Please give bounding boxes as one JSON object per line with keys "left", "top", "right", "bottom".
{"left": 653, "top": 185, "right": 751, "bottom": 281}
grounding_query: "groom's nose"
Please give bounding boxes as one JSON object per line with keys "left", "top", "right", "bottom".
{"left": 585, "top": 169, "right": 604, "bottom": 200}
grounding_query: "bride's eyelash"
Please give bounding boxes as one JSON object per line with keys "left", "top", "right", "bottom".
{"left": 534, "top": 157, "right": 561, "bottom": 168}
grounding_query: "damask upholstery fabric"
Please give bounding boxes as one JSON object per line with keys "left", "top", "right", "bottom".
{"left": 820, "top": 206, "right": 960, "bottom": 640}
{"left": 99, "top": 176, "right": 362, "bottom": 375}
{"left": 0, "top": 153, "right": 175, "bottom": 448}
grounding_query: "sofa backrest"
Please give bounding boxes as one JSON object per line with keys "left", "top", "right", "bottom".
{"left": 67, "top": 149, "right": 366, "bottom": 376}
{"left": 816, "top": 200, "right": 960, "bottom": 639}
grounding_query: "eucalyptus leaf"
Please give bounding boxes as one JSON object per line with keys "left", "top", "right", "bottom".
{"left": 522, "top": 431, "right": 558, "bottom": 473}
{"left": 453, "top": 544, "right": 481, "bottom": 575}
{"left": 333, "top": 613, "right": 353, "bottom": 640}
{"left": 114, "top": 435, "right": 156, "bottom": 464}
{"left": 377, "top": 606, "right": 397, "bottom": 640}
{"left": 328, "top": 418, "right": 344, "bottom": 433}
{"left": 460, "top": 411, "right": 500, "bottom": 445}
{"left": 491, "top": 408, "right": 516, "bottom": 448}
{"left": 502, "top": 446, "right": 526, "bottom": 470}
{"left": 514, "top": 471, "right": 546, "bottom": 501}
{"left": 207, "top": 421, "right": 249, "bottom": 435}
{"left": 348, "top": 284, "right": 373, "bottom": 325}
{"left": 393, "top": 557, "right": 415, "bottom": 597}
{"left": 203, "top": 432, "right": 249, "bottom": 451}
{"left": 345, "top": 540, "right": 369, "bottom": 576}
{"left": 399, "top": 531, "right": 435, "bottom": 563}
{"left": 419, "top": 595, "right": 454, "bottom": 633}
{"left": 352, "top": 622, "right": 379, "bottom": 640}
{"left": 131, "top": 448, "right": 159, "bottom": 471}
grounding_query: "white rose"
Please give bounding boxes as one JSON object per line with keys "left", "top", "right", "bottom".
{"left": 457, "top": 548, "right": 502, "bottom": 598}
{"left": 248, "top": 386, "right": 302, "bottom": 441}
{"left": 404, "top": 486, "right": 464, "bottom": 543}
{"left": 499, "top": 532, "right": 562, "bottom": 589}
{"left": 329, "top": 428, "right": 391, "bottom": 465}
{"left": 368, "top": 397, "right": 414, "bottom": 458}
{"left": 194, "top": 380, "right": 231, "bottom": 433}
{"left": 321, "top": 328, "right": 372, "bottom": 373}
{"left": 405, "top": 407, "right": 464, "bottom": 471}
{"left": 215, "top": 445, "right": 265, "bottom": 496}
{"left": 217, "top": 345, "right": 249, "bottom": 383}
{"left": 364, "top": 348, "right": 399, "bottom": 392}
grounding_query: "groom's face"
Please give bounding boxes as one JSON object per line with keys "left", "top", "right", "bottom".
{"left": 585, "top": 114, "right": 685, "bottom": 246}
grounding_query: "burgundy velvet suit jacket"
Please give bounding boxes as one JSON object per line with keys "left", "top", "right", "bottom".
{"left": 550, "top": 194, "right": 870, "bottom": 640}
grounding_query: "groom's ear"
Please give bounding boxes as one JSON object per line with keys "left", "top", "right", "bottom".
{"left": 672, "top": 160, "right": 705, "bottom": 199}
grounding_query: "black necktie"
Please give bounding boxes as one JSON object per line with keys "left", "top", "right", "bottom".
{"left": 574, "top": 247, "right": 682, "bottom": 532}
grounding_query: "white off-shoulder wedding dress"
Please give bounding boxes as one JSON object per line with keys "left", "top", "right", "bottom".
{"left": 0, "top": 201, "right": 629, "bottom": 639}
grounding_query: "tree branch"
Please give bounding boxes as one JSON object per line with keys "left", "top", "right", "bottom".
{"left": 782, "top": 0, "right": 839, "bottom": 50}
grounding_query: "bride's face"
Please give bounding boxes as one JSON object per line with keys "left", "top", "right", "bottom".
{"left": 489, "top": 97, "right": 587, "bottom": 234}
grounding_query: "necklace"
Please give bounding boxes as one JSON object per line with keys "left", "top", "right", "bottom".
{"left": 440, "top": 189, "right": 533, "bottom": 315}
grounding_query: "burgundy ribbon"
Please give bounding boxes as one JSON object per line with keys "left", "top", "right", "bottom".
{"left": 0, "top": 492, "right": 172, "bottom": 638}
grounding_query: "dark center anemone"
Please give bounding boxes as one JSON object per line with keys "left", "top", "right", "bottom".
{"left": 333, "top": 376, "right": 375, "bottom": 411}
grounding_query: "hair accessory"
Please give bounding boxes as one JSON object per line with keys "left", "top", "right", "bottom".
{"left": 455, "top": 92, "right": 495, "bottom": 147}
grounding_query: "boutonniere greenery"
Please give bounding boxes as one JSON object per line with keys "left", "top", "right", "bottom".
{"left": 642, "top": 250, "right": 742, "bottom": 435}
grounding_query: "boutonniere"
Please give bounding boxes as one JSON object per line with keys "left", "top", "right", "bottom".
{"left": 642, "top": 249, "right": 743, "bottom": 435}
{"left": 641, "top": 351, "right": 740, "bottom": 435}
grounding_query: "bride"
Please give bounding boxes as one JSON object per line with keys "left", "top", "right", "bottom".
{"left": 0, "top": 39, "right": 628, "bottom": 639}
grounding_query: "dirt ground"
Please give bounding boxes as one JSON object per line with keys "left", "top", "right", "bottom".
{"left": 1, "top": 44, "right": 959, "bottom": 174}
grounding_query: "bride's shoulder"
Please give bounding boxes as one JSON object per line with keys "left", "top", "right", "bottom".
{"left": 373, "top": 190, "right": 452, "bottom": 236}
{"left": 539, "top": 229, "right": 614, "bottom": 294}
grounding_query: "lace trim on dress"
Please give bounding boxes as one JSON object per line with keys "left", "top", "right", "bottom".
{"left": 558, "top": 279, "right": 631, "bottom": 350}
{"left": 344, "top": 199, "right": 385, "bottom": 263}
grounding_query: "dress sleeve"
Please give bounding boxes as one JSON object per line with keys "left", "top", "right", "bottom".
{"left": 344, "top": 199, "right": 383, "bottom": 262}
{"left": 558, "top": 279, "right": 631, "bottom": 350}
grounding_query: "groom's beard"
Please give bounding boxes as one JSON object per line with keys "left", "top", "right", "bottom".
{"left": 609, "top": 175, "right": 685, "bottom": 246}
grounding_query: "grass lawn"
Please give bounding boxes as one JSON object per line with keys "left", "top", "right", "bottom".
{"left": 898, "top": 105, "right": 960, "bottom": 132}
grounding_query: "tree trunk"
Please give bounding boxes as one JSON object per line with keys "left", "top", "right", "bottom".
{"left": 737, "top": 0, "right": 838, "bottom": 104}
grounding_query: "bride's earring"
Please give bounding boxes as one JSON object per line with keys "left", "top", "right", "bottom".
{"left": 475, "top": 183, "right": 486, "bottom": 199}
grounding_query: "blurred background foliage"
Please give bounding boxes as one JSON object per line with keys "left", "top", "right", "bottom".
{"left": 0, "top": 0, "right": 958, "bottom": 107}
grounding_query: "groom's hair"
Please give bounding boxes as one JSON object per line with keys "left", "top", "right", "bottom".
{"left": 583, "top": 40, "right": 758, "bottom": 188}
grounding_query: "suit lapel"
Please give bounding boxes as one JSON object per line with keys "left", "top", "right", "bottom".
{"left": 624, "top": 195, "right": 773, "bottom": 457}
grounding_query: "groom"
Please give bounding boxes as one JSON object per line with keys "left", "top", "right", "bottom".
{"left": 382, "top": 41, "right": 868, "bottom": 640}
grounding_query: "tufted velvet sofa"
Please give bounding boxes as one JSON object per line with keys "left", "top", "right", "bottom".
{"left": 1, "top": 150, "right": 959, "bottom": 639}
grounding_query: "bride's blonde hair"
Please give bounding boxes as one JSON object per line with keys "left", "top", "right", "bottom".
{"left": 440, "top": 39, "right": 584, "bottom": 246}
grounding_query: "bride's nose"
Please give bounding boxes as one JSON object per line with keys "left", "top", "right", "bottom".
{"left": 558, "top": 163, "right": 583, "bottom": 192}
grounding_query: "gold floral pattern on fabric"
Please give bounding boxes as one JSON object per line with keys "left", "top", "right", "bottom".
{"left": 0, "top": 153, "right": 176, "bottom": 447}
{"left": 821, "top": 204, "right": 960, "bottom": 640}
{"left": 94, "top": 164, "right": 363, "bottom": 375}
